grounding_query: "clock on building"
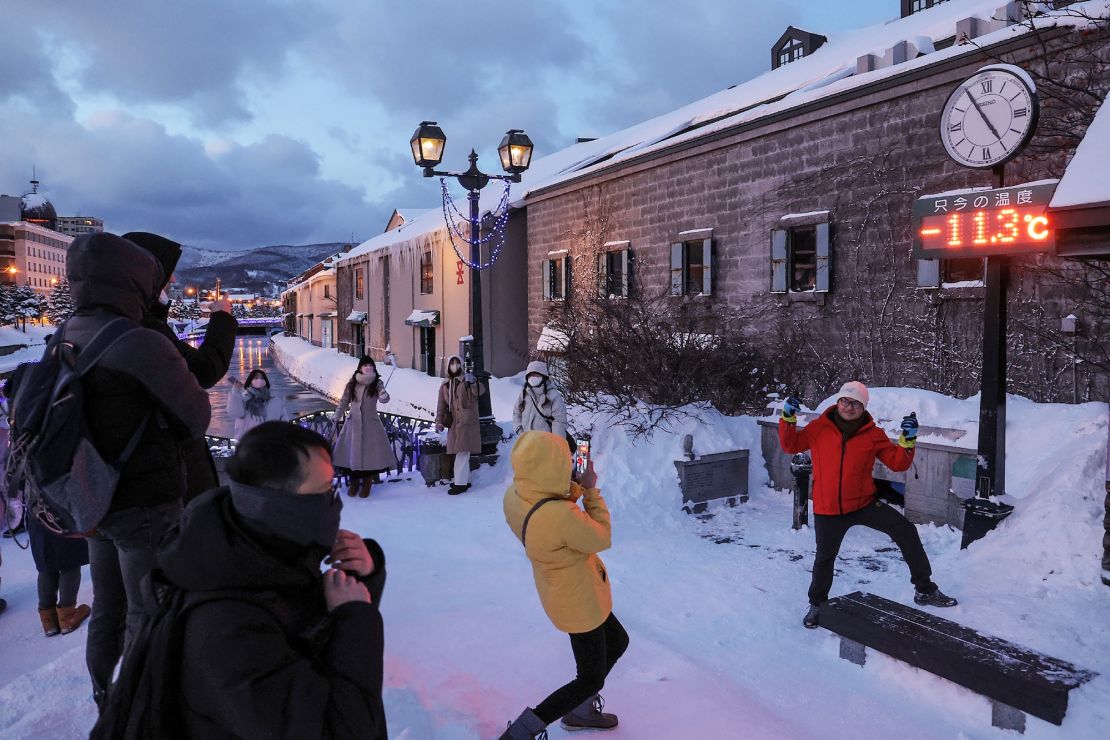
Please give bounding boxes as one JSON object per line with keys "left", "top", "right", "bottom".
{"left": 939, "top": 64, "right": 1039, "bottom": 169}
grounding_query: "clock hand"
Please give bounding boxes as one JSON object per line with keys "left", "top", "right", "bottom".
{"left": 964, "top": 89, "right": 1004, "bottom": 142}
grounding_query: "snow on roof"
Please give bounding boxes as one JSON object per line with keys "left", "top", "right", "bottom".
{"left": 338, "top": 1, "right": 1101, "bottom": 268}
{"left": 1051, "top": 96, "right": 1110, "bottom": 209}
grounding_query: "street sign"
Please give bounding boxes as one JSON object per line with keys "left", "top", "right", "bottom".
{"left": 912, "top": 181, "right": 1057, "bottom": 259}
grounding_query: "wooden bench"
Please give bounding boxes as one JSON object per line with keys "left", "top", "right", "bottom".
{"left": 820, "top": 592, "right": 1097, "bottom": 733}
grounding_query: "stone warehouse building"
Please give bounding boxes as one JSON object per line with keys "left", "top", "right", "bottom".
{"left": 520, "top": 0, "right": 1110, "bottom": 403}
{"left": 334, "top": 208, "right": 529, "bottom": 378}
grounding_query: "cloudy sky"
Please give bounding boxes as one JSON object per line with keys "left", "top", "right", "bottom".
{"left": 1, "top": 0, "right": 891, "bottom": 250}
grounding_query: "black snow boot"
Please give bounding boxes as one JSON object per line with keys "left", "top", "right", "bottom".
{"left": 447, "top": 483, "right": 471, "bottom": 496}
{"left": 914, "top": 587, "right": 958, "bottom": 607}
{"left": 561, "top": 694, "right": 618, "bottom": 731}
{"left": 499, "top": 708, "right": 548, "bottom": 740}
{"left": 803, "top": 604, "right": 820, "bottom": 629}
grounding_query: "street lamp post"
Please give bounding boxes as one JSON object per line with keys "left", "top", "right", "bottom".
{"left": 410, "top": 121, "right": 534, "bottom": 454}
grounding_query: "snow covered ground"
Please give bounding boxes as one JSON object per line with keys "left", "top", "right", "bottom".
{"left": 0, "top": 325, "right": 54, "bottom": 375}
{"left": 1, "top": 359, "right": 1108, "bottom": 737}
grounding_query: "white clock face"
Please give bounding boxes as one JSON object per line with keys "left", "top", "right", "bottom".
{"left": 940, "top": 67, "right": 1037, "bottom": 169}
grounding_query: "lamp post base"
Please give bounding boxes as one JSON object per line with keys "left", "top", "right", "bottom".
{"left": 960, "top": 498, "right": 1015, "bottom": 549}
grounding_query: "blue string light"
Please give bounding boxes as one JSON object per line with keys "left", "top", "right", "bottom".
{"left": 440, "top": 179, "right": 513, "bottom": 271}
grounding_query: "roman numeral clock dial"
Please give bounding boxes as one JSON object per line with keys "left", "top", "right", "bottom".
{"left": 940, "top": 64, "right": 1038, "bottom": 169}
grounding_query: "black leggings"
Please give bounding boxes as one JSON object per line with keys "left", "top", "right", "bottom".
{"left": 533, "top": 613, "right": 629, "bottom": 724}
{"left": 37, "top": 568, "right": 82, "bottom": 610}
{"left": 809, "top": 500, "right": 935, "bottom": 605}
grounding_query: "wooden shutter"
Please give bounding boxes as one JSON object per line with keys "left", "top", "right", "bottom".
{"left": 670, "top": 242, "right": 685, "bottom": 296}
{"left": 542, "top": 259, "right": 552, "bottom": 301}
{"left": 563, "top": 256, "right": 572, "bottom": 300}
{"left": 597, "top": 252, "right": 608, "bottom": 298}
{"left": 619, "top": 249, "right": 630, "bottom": 298}
{"left": 815, "top": 222, "right": 830, "bottom": 293}
{"left": 771, "top": 229, "right": 787, "bottom": 293}
{"left": 701, "top": 238, "right": 713, "bottom": 295}
{"left": 917, "top": 259, "right": 941, "bottom": 288}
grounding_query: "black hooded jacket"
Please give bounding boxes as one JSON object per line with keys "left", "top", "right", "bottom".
{"left": 157, "top": 487, "right": 387, "bottom": 739}
{"left": 124, "top": 231, "right": 238, "bottom": 389}
{"left": 64, "top": 232, "right": 211, "bottom": 513}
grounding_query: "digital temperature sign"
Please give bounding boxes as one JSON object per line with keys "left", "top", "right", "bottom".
{"left": 912, "top": 181, "right": 1057, "bottom": 259}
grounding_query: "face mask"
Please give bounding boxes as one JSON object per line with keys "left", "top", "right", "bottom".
{"left": 229, "top": 481, "right": 342, "bottom": 549}
{"left": 251, "top": 378, "right": 267, "bottom": 389}
{"left": 527, "top": 375, "right": 544, "bottom": 387}
{"left": 449, "top": 363, "right": 461, "bottom": 375}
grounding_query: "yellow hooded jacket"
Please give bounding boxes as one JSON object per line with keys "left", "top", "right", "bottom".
{"left": 503, "top": 431, "right": 613, "bottom": 634}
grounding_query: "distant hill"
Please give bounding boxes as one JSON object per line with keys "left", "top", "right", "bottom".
{"left": 175, "top": 242, "right": 349, "bottom": 295}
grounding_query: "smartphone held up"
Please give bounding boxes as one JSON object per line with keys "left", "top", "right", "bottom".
{"left": 573, "top": 436, "right": 591, "bottom": 478}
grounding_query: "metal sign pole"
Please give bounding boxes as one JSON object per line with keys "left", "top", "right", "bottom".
{"left": 963, "top": 165, "right": 1015, "bottom": 548}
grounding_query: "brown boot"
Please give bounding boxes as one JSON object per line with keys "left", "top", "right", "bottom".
{"left": 39, "top": 608, "right": 60, "bottom": 637}
{"left": 359, "top": 479, "right": 372, "bottom": 498}
{"left": 57, "top": 604, "right": 91, "bottom": 634}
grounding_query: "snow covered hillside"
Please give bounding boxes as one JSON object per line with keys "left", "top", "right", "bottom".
{"left": 1, "top": 368, "right": 1107, "bottom": 738}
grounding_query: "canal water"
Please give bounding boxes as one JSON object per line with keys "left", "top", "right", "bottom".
{"left": 205, "top": 336, "right": 335, "bottom": 439}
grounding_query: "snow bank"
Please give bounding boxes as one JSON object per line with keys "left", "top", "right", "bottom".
{"left": 271, "top": 334, "right": 522, "bottom": 422}
{"left": 0, "top": 325, "right": 55, "bottom": 374}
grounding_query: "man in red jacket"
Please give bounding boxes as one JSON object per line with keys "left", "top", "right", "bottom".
{"left": 779, "top": 381, "right": 957, "bottom": 629}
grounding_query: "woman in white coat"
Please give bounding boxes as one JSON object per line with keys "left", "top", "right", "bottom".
{"left": 227, "top": 369, "right": 288, "bottom": 439}
{"left": 513, "top": 361, "right": 568, "bottom": 439}
{"left": 333, "top": 356, "right": 398, "bottom": 498}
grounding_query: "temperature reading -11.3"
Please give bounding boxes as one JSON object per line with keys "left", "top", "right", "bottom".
{"left": 911, "top": 181, "right": 1057, "bottom": 259}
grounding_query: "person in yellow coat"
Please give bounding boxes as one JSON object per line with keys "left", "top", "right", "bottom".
{"left": 500, "top": 431, "right": 628, "bottom": 739}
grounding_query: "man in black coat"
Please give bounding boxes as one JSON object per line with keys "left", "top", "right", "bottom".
{"left": 157, "top": 421, "right": 387, "bottom": 739}
{"left": 123, "top": 231, "right": 238, "bottom": 498}
{"left": 64, "top": 232, "right": 213, "bottom": 707}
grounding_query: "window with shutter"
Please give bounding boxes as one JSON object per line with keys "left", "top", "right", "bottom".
{"left": 771, "top": 229, "right": 787, "bottom": 293}
{"left": 619, "top": 248, "right": 630, "bottom": 298}
{"left": 917, "top": 259, "right": 940, "bottom": 288}
{"left": 789, "top": 226, "right": 817, "bottom": 292}
{"left": 542, "top": 259, "right": 552, "bottom": 301}
{"left": 701, "top": 238, "right": 713, "bottom": 295}
{"left": 815, "top": 223, "right": 830, "bottom": 293}
{"left": 597, "top": 253, "right": 608, "bottom": 298}
{"left": 670, "top": 242, "right": 685, "bottom": 296}
{"left": 563, "top": 256, "right": 572, "bottom": 300}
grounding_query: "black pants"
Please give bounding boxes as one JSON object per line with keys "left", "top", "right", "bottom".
{"left": 37, "top": 568, "right": 82, "bottom": 610}
{"left": 809, "top": 500, "right": 935, "bottom": 606}
{"left": 533, "top": 613, "right": 629, "bottom": 725}
{"left": 86, "top": 501, "right": 181, "bottom": 700}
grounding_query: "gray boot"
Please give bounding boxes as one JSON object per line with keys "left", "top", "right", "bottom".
{"left": 560, "top": 693, "right": 618, "bottom": 730}
{"left": 499, "top": 708, "right": 548, "bottom": 740}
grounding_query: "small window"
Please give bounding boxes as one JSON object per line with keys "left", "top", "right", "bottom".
{"left": 942, "top": 258, "right": 984, "bottom": 286}
{"left": 771, "top": 221, "right": 830, "bottom": 294}
{"left": 354, "top": 269, "right": 364, "bottom": 300}
{"left": 778, "top": 39, "right": 805, "bottom": 67}
{"left": 323, "top": 284, "right": 331, "bottom": 299}
{"left": 669, "top": 238, "right": 713, "bottom": 296}
{"left": 542, "top": 255, "right": 570, "bottom": 302}
{"left": 598, "top": 247, "right": 632, "bottom": 298}
{"left": 420, "top": 247, "right": 434, "bottom": 295}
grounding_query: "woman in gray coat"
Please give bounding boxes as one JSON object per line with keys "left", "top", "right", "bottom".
{"left": 512, "top": 360, "right": 568, "bottom": 439}
{"left": 435, "top": 354, "right": 486, "bottom": 495}
{"left": 333, "top": 356, "right": 398, "bottom": 498}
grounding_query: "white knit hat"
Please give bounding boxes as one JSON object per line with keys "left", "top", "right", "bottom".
{"left": 837, "top": 380, "right": 870, "bottom": 407}
{"left": 525, "top": 360, "right": 550, "bottom": 377}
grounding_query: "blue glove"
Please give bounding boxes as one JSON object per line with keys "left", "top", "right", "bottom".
{"left": 898, "top": 413, "right": 918, "bottom": 449}
{"left": 463, "top": 372, "right": 476, "bottom": 384}
{"left": 782, "top": 396, "right": 801, "bottom": 421}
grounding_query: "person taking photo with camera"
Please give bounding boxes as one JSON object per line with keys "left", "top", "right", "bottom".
{"left": 500, "top": 430, "right": 628, "bottom": 739}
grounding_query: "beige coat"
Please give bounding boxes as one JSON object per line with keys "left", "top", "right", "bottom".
{"left": 333, "top": 377, "right": 397, "bottom": 473}
{"left": 435, "top": 356, "right": 486, "bottom": 455}
{"left": 503, "top": 431, "right": 612, "bottom": 634}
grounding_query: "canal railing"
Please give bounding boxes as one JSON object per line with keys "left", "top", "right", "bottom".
{"left": 206, "top": 409, "right": 439, "bottom": 478}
